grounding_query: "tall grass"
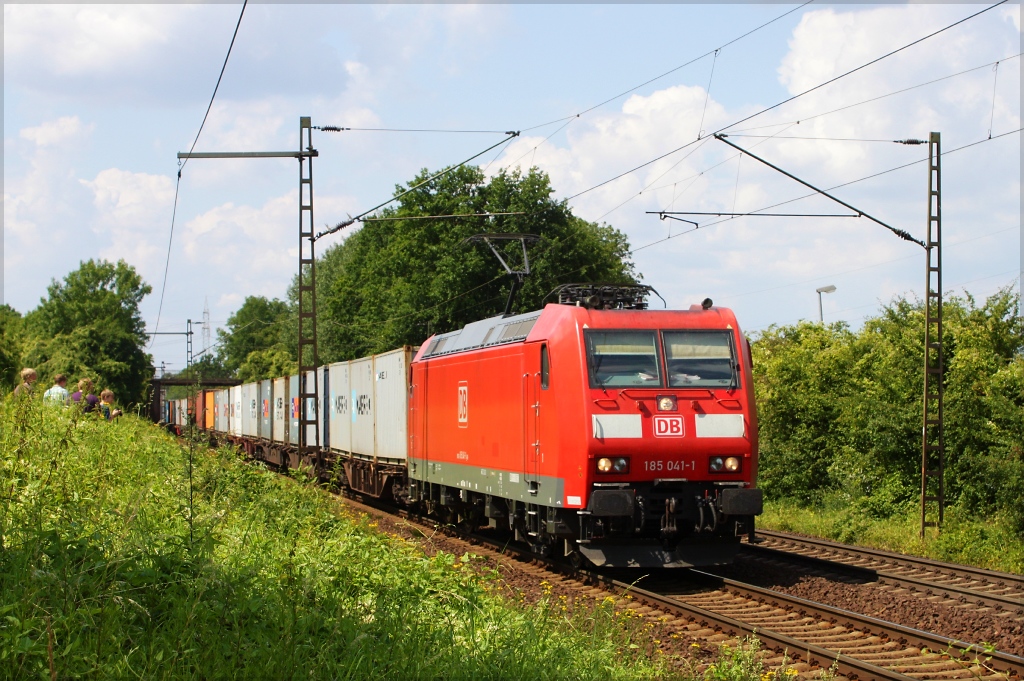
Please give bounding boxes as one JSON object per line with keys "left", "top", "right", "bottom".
{"left": 1, "top": 397, "right": 671, "bottom": 680}
{"left": 759, "top": 497, "right": 1024, "bottom": 574}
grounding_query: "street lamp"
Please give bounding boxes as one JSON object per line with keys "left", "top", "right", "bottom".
{"left": 816, "top": 284, "right": 837, "bottom": 323}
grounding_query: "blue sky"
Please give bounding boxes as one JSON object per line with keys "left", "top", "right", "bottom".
{"left": 4, "top": 3, "right": 1021, "bottom": 374}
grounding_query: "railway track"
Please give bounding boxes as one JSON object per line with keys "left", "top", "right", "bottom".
{"left": 744, "top": 530, "right": 1024, "bottom": 618}
{"left": 336, "top": 490, "right": 1024, "bottom": 680}
{"left": 640, "top": 571, "right": 1023, "bottom": 680}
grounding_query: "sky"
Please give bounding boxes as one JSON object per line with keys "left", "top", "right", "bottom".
{"left": 4, "top": 2, "right": 1021, "bottom": 375}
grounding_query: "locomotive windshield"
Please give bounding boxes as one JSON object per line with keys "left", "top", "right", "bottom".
{"left": 585, "top": 329, "right": 738, "bottom": 389}
{"left": 585, "top": 331, "right": 662, "bottom": 387}
{"left": 663, "top": 330, "right": 737, "bottom": 388}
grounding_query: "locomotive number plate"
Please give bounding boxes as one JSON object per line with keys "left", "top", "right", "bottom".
{"left": 643, "top": 460, "right": 696, "bottom": 472}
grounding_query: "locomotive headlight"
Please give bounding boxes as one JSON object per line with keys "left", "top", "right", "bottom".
{"left": 709, "top": 456, "right": 741, "bottom": 473}
{"left": 657, "top": 395, "right": 677, "bottom": 411}
{"left": 597, "top": 457, "right": 630, "bottom": 474}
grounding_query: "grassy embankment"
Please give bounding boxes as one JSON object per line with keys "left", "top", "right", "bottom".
{"left": 2, "top": 398, "right": 679, "bottom": 680}
{"left": 759, "top": 498, "right": 1024, "bottom": 575}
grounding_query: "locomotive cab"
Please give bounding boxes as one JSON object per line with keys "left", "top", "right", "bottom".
{"left": 576, "top": 322, "right": 762, "bottom": 567}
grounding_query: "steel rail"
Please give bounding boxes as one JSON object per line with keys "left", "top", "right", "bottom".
{"left": 738, "top": 542, "right": 1024, "bottom": 615}
{"left": 587, "top": 575, "right": 921, "bottom": 681}
{"left": 666, "top": 572, "right": 1024, "bottom": 678}
{"left": 754, "top": 530, "right": 1024, "bottom": 590}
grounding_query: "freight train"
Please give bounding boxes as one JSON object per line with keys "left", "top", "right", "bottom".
{"left": 163, "top": 285, "right": 763, "bottom": 568}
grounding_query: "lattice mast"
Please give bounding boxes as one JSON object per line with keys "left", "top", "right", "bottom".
{"left": 921, "top": 132, "right": 945, "bottom": 537}
{"left": 297, "top": 117, "right": 321, "bottom": 471}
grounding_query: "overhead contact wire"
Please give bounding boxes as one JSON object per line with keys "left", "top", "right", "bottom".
{"left": 629, "top": 128, "right": 1022, "bottom": 254}
{"left": 519, "top": 1, "right": 813, "bottom": 134}
{"left": 567, "top": 1, "right": 1007, "bottom": 203}
{"left": 152, "top": 0, "right": 248, "bottom": 339}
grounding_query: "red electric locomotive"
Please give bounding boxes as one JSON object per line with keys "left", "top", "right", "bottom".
{"left": 408, "top": 285, "right": 762, "bottom": 568}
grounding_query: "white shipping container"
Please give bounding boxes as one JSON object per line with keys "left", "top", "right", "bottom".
{"left": 273, "top": 377, "right": 289, "bottom": 443}
{"left": 241, "top": 383, "right": 258, "bottom": 437}
{"left": 373, "top": 347, "right": 412, "bottom": 462}
{"left": 350, "top": 357, "right": 375, "bottom": 458}
{"left": 328, "top": 362, "right": 351, "bottom": 453}
{"left": 288, "top": 375, "right": 300, "bottom": 445}
{"left": 231, "top": 385, "right": 242, "bottom": 436}
{"left": 260, "top": 380, "right": 273, "bottom": 439}
{"left": 304, "top": 369, "right": 320, "bottom": 448}
{"left": 213, "top": 390, "right": 224, "bottom": 432}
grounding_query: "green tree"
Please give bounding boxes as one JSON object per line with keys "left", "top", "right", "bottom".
{"left": 237, "top": 346, "right": 296, "bottom": 383}
{"left": 317, "top": 165, "right": 637, "bottom": 360}
{"left": 0, "top": 304, "right": 25, "bottom": 389}
{"left": 215, "top": 296, "right": 291, "bottom": 373}
{"left": 751, "top": 285, "right": 1024, "bottom": 533}
{"left": 23, "top": 259, "right": 153, "bottom": 406}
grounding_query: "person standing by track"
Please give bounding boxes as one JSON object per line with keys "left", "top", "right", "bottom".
{"left": 43, "top": 374, "right": 70, "bottom": 405}
{"left": 70, "top": 378, "right": 100, "bottom": 414}
{"left": 99, "top": 389, "right": 122, "bottom": 420}
{"left": 13, "top": 368, "right": 37, "bottom": 396}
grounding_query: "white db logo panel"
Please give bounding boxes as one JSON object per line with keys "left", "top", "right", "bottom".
{"left": 653, "top": 416, "right": 685, "bottom": 437}
{"left": 457, "top": 382, "right": 468, "bottom": 428}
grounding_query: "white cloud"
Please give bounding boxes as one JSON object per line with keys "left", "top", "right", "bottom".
{"left": 4, "top": 5, "right": 173, "bottom": 76}
{"left": 19, "top": 116, "right": 93, "bottom": 147}
{"left": 77, "top": 168, "right": 176, "bottom": 282}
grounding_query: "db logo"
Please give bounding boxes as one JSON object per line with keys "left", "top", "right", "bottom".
{"left": 457, "top": 382, "right": 469, "bottom": 427}
{"left": 653, "top": 416, "right": 685, "bottom": 437}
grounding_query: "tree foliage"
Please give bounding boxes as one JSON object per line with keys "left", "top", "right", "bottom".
{"left": 21, "top": 259, "right": 153, "bottom": 406}
{"left": 752, "top": 286, "right": 1024, "bottom": 534}
{"left": 316, "top": 165, "right": 637, "bottom": 361}
{"left": 236, "top": 346, "right": 297, "bottom": 384}
{"left": 215, "top": 296, "right": 291, "bottom": 373}
{"left": 0, "top": 305, "right": 25, "bottom": 390}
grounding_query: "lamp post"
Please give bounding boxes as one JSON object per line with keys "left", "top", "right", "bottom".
{"left": 816, "top": 284, "right": 836, "bottom": 322}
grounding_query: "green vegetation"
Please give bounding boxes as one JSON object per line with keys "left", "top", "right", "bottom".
{"left": 759, "top": 498, "right": 1024, "bottom": 574}
{"left": 1, "top": 398, "right": 673, "bottom": 680}
{"left": 214, "top": 296, "right": 292, "bottom": 378}
{"left": 4, "top": 259, "right": 153, "bottom": 407}
{"left": 752, "top": 286, "right": 1024, "bottom": 567}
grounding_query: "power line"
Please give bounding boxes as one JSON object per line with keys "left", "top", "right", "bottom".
{"left": 315, "top": 126, "right": 514, "bottom": 134}
{"left": 729, "top": 52, "right": 1021, "bottom": 135}
{"left": 151, "top": 0, "right": 248, "bottom": 338}
{"left": 315, "top": 132, "right": 519, "bottom": 241}
{"left": 628, "top": 128, "right": 1021, "bottom": 254}
{"left": 519, "top": 1, "right": 814, "bottom": 134}
{"left": 723, "top": 135, "right": 929, "bottom": 144}
{"left": 717, "top": 226, "right": 1020, "bottom": 302}
{"left": 503, "top": 2, "right": 814, "bottom": 172}
{"left": 362, "top": 212, "right": 526, "bottom": 222}
{"left": 638, "top": 54, "right": 1021, "bottom": 198}
{"left": 566, "top": 1, "right": 1007, "bottom": 203}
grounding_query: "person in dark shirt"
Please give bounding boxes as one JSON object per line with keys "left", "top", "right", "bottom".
{"left": 99, "top": 389, "right": 122, "bottom": 420}
{"left": 13, "top": 368, "right": 37, "bottom": 396}
{"left": 70, "top": 378, "right": 100, "bottom": 413}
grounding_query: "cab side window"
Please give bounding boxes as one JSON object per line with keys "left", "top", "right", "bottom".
{"left": 540, "top": 344, "right": 550, "bottom": 390}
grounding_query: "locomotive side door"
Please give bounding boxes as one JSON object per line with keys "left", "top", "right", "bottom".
{"left": 523, "top": 343, "right": 551, "bottom": 497}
